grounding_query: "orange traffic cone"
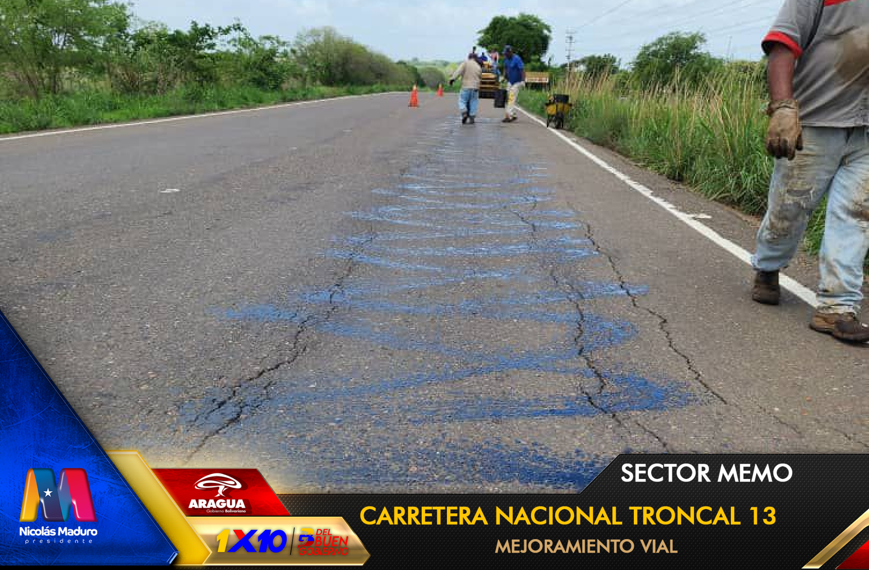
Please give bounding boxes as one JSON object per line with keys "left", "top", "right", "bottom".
{"left": 409, "top": 84, "right": 419, "bottom": 108}
{"left": 437, "top": 84, "right": 444, "bottom": 97}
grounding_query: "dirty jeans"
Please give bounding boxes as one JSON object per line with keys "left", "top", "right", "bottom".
{"left": 458, "top": 88, "right": 479, "bottom": 117}
{"left": 506, "top": 81, "right": 524, "bottom": 118}
{"left": 752, "top": 126, "right": 869, "bottom": 313}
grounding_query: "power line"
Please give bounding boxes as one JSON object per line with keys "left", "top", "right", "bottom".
{"left": 574, "top": 0, "right": 642, "bottom": 32}
{"left": 620, "top": 0, "right": 716, "bottom": 23}
{"left": 568, "top": 0, "right": 777, "bottom": 61}
{"left": 575, "top": 0, "right": 772, "bottom": 45}
{"left": 703, "top": 18, "right": 774, "bottom": 37}
{"left": 566, "top": 18, "right": 772, "bottom": 62}
{"left": 651, "top": 0, "right": 772, "bottom": 33}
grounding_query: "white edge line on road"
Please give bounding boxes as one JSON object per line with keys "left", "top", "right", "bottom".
{"left": 0, "top": 91, "right": 402, "bottom": 142}
{"left": 518, "top": 107, "right": 819, "bottom": 307}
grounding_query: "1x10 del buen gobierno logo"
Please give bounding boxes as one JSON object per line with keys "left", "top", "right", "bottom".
{"left": 19, "top": 468, "right": 98, "bottom": 542}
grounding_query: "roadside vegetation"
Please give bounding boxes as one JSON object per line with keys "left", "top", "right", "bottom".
{"left": 520, "top": 31, "right": 835, "bottom": 258}
{"left": 0, "top": 0, "right": 422, "bottom": 134}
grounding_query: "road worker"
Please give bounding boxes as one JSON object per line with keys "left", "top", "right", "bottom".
{"left": 752, "top": 0, "right": 869, "bottom": 343}
{"left": 449, "top": 52, "right": 483, "bottom": 125}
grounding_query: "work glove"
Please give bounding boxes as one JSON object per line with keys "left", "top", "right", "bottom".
{"left": 765, "top": 99, "right": 802, "bottom": 161}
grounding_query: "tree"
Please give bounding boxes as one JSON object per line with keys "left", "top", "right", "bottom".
{"left": 226, "top": 32, "right": 294, "bottom": 90}
{"left": 104, "top": 20, "right": 245, "bottom": 94}
{"left": 477, "top": 14, "right": 551, "bottom": 65}
{"left": 417, "top": 66, "right": 445, "bottom": 89}
{"left": 632, "top": 32, "right": 723, "bottom": 87}
{"left": 292, "top": 27, "right": 414, "bottom": 87}
{"left": 396, "top": 61, "right": 423, "bottom": 86}
{"left": 0, "top": 0, "right": 130, "bottom": 97}
{"left": 576, "top": 54, "right": 620, "bottom": 78}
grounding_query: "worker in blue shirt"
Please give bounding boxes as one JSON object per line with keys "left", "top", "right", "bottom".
{"left": 501, "top": 45, "right": 525, "bottom": 123}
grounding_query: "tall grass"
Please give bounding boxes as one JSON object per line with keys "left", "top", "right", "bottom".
{"left": 523, "top": 69, "right": 838, "bottom": 258}
{"left": 0, "top": 84, "right": 402, "bottom": 135}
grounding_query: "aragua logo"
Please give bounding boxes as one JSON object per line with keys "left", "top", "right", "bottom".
{"left": 189, "top": 473, "right": 247, "bottom": 511}
{"left": 19, "top": 468, "right": 96, "bottom": 523}
{"left": 152, "top": 468, "right": 290, "bottom": 517}
{"left": 195, "top": 473, "right": 243, "bottom": 497}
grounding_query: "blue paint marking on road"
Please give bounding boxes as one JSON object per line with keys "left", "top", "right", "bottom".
{"left": 345, "top": 228, "right": 537, "bottom": 240}
{"left": 220, "top": 282, "right": 649, "bottom": 329}
{"left": 404, "top": 373, "right": 696, "bottom": 424}
{"left": 372, "top": 195, "right": 547, "bottom": 210}
{"left": 373, "top": 187, "right": 553, "bottom": 201}
{"left": 221, "top": 305, "right": 301, "bottom": 323}
{"left": 326, "top": 250, "right": 447, "bottom": 272}
{"left": 312, "top": 316, "right": 582, "bottom": 362}
{"left": 359, "top": 242, "right": 595, "bottom": 259}
{"left": 351, "top": 210, "right": 582, "bottom": 230}
{"left": 211, "top": 117, "right": 700, "bottom": 490}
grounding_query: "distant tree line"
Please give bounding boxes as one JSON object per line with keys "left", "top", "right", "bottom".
{"left": 563, "top": 32, "right": 763, "bottom": 89}
{"left": 473, "top": 14, "right": 763, "bottom": 89}
{"left": 0, "top": 0, "right": 422, "bottom": 100}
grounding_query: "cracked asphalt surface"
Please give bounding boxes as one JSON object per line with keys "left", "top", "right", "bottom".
{"left": 1, "top": 92, "right": 867, "bottom": 492}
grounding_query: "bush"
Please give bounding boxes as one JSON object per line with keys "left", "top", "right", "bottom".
{"left": 291, "top": 27, "right": 414, "bottom": 88}
{"left": 526, "top": 70, "right": 771, "bottom": 213}
{"left": 0, "top": 83, "right": 403, "bottom": 134}
{"left": 418, "top": 67, "right": 446, "bottom": 89}
{"left": 222, "top": 33, "right": 296, "bottom": 91}
{"left": 521, "top": 67, "right": 848, "bottom": 261}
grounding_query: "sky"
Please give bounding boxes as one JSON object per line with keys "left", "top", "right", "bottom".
{"left": 129, "top": 0, "right": 782, "bottom": 65}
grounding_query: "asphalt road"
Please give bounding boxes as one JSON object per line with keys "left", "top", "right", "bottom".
{"left": 1, "top": 92, "right": 867, "bottom": 492}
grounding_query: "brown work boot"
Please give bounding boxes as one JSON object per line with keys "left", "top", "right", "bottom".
{"left": 752, "top": 270, "right": 780, "bottom": 305}
{"left": 810, "top": 311, "right": 869, "bottom": 343}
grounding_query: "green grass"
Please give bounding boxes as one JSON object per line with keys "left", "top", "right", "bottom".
{"left": 521, "top": 72, "right": 840, "bottom": 260}
{"left": 0, "top": 84, "right": 403, "bottom": 135}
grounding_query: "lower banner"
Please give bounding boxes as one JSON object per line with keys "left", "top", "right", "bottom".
{"left": 276, "top": 455, "right": 869, "bottom": 569}
{"left": 104, "top": 453, "right": 869, "bottom": 568}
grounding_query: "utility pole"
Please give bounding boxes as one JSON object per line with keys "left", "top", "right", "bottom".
{"left": 565, "top": 29, "right": 576, "bottom": 88}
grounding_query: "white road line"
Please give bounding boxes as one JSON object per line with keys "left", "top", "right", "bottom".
{"left": 518, "top": 107, "right": 819, "bottom": 307}
{"left": 0, "top": 92, "right": 401, "bottom": 143}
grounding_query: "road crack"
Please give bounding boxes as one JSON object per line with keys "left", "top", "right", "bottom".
{"left": 183, "top": 230, "right": 377, "bottom": 462}
{"left": 566, "top": 199, "right": 729, "bottom": 407}
{"left": 509, "top": 200, "right": 647, "bottom": 444}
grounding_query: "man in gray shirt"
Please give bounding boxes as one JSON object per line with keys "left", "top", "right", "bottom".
{"left": 449, "top": 53, "right": 482, "bottom": 125}
{"left": 752, "top": 0, "right": 869, "bottom": 343}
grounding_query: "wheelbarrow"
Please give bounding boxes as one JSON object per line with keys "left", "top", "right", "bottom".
{"left": 545, "top": 94, "right": 571, "bottom": 129}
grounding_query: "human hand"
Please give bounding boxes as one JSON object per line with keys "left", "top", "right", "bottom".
{"left": 765, "top": 99, "right": 802, "bottom": 160}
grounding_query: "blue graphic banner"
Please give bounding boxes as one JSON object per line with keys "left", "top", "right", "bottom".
{"left": 0, "top": 311, "right": 177, "bottom": 565}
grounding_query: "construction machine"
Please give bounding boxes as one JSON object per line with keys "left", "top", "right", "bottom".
{"left": 479, "top": 60, "right": 499, "bottom": 99}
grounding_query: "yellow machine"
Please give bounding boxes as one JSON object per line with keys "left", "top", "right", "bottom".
{"left": 545, "top": 94, "right": 572, "bottom": 130}
{"left": 479, "top": 61, "right": 499, "bottom": 99}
